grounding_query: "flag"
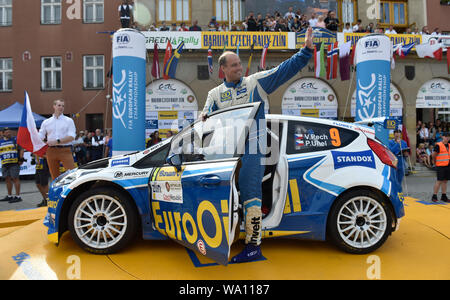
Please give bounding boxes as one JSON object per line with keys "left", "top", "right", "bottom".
{"left": 259, "top": 42, "right": 269, "bottom": 70}
{"left": 245, "top": 43, "right": 255, "bottom": 77}
{"left": 350, "top": 44, "right": 356, "bottom": 66}
{"left": 339, "top": 41, "right": 351, "bottom": 81}
{"left": 236, "top": 41, "right": 240, "bottom": 57}
{"left": 394, "top": 43, "right": 415, "bottom": 58}
{"left": 219, "top": 45, "right": 226, "bottom": 79}
{"left": 162, "top": 40, "right": 173, "bottom": 80}
{"left": 295, "top": 134, "right": 304, "bottom": 147}
{"left": 327, "top": 42, "right": 339, "bottom": 80}
{"left": 415, "top": 42, "right": 443, "bottom": 60}
{"left": 207, "top": 44, "right": 213, "bottom": 75}
{"left": 401, "top": 124, "right": 411, "bottom": 155}
{"left": 163, "top": 41, "right": 185, "bottom": 79}
{"left": 151, "top": 43, "right": 160, "bottom": 79}
{"left": 447, "top": 47, "right": 450, "bottom": 74}
{"left": 314, "top": 42, "right": 326, "bottom": 78}
{"left": 17, "top": 92, "right": 48, "bottom": 157}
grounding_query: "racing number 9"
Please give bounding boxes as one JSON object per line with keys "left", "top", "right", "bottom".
{"left": 330, "top": 128, "right": 341, "bottom": 147}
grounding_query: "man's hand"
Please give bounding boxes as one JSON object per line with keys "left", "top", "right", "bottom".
{"left": 305, "top": 27, "right": 314, "bottom": 50}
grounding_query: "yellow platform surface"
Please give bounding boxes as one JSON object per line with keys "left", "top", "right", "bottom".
{"left": 0, "top": 197, "right": 448, "bottom": 280}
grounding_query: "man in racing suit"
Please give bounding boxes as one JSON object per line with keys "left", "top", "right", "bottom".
{"left": 200, "top": 27, "right": 314, "bottom": 263}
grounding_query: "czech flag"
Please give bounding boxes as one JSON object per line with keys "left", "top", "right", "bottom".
{"left": 207, "top": 44, "right": 213, "bottom": 75}
{"left": 17, "top": 92, "right": 48, "bottom": 157}
{"left": 163, "top": 41, "right": 185, "bottom": 79}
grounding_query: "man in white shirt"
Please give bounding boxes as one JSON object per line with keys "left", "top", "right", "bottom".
{"left": 308, "top": 13, "right": 317, "bottom": 27}
{"left": 352, "top": 19, "right": 362, "bottom": 32}
{"left": 39, "top": 99, "right": 76, "bottom": 179}
{"left": 91, "top": 129, "right": 105, "bottom": 161}
{"left": 385, "top": 25, "right": 397, "bottom": 34}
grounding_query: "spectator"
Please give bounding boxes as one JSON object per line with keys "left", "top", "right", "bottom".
{"left": 91, "top": 129, "right": 105, "bottom": 161}
{"left": 325, "top": 11, "right": 339, "bottom": 32}
{"left": 146, "top": 131, "right": 162, "bottom": 148}
{"left": 256, "top": 13, "right": 264, "bottom": 31}
{"left": 84, "top": 131, "right": 93, "bottom": 163}
{"left": 431, "top": 132, "right": 450, "bottom": 202}
{"left": 218, "top": 23, "right": 228, "bottom": 32}
{"left": 159, "top": 21, "right": 170, "bottom": 31}
{"left": 389, "top": 129, "right": 409, "bottom": 192}
{"left": 38, "top": 99, "right": 76, "bottom": 180}
{"left": 208, "top": 17, "right": 218, "bottom": 31}
{"left": 105, "top": 134, "right": 113, "bottom": 158}
{"left": 385, "top": 25, "right": 397, "bottom": 34}
{"left": 295, "top": 9, "right": 302, "bottom": 20}
{"left": 420, "top": 26, "right": 430, "bottom": 35}
{"left": 429, "top": 122, "right": 437, "bottom": 144}
{"left": 405, "top": 27, "right": 412, "bottom": 34}
{"left": 284, "top": 7, "right": 295, "bottom": 19}
{"left": 247, "top": 12, "right": 258, "bottom": 31}
{"left": 170, "top": 23, "right": 178, "bottom": 31}
{"left": 366, "top": 22, "right": 374, "bottom": 33}
{"left": 0, "top": 128, "right": 24, "bottom": 203}
{"left": 417, "top": 143, "right": 432, "bottom": 168}
{"left": 118, "top": 0, "right": 133, "bottom": 28}
{"left": 375, "top": 23, "right": 384, "bottom": 33}
{"left": 419, "top": 123, "right": 429, "bottom": 144}
{"left": 34, "top": 154, "right": 50, "bottom": 207}
{"left": 308, "top": 13, "right": 318, "bottom": 27}
{"left": 343, "top": 22, "right": 352, "bottom": 33}
{"left": 189, "top": 20, "right": 202, "bottom": 31}
{"left": 353, "top": 19, "right": 362, "bottom": 32}
{"left": 291, "top": 17, "right": 302, "bottom": 32}
{"left": 275, "top": 18, "right": 288, "bottom": 32}
{"left": 431, "top": 28, "right": 441, "bottom": 36}
{"left": 230, "top": 24, "right": 239, "bottom": 31}
{"left": 436, "top": 127, "right": 444, "bottom": 143}
{"left": 73, "top": 131, "right": 87, "bottom": 165}
{"left": 179, "top": 22, "right": 189, "bottom": 31}
{"left": 316, "top": 15, "right": 326, "bottom": 28}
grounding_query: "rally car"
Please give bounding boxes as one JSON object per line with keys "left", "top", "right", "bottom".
{"left": 44, "top": 102, "right": 404, "bottom": 265}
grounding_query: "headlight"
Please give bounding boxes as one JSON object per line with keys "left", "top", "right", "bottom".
{"left": 53, "top": 169, "right": 79, "bottom": 187}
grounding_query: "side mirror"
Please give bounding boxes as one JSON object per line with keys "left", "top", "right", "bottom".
{"left": 166, "top": 153, "right": 182, "bottom": 172}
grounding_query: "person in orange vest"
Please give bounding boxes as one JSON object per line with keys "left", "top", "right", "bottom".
{"left": 431, "top": 132, "right": 450, "bottom": 202}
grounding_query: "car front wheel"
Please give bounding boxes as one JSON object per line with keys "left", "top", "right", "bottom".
{"left": 68, "top": 187, "right": 139, "bottom": 254}
{"left": 328, "top": 189, "right": 394, "bottom": 254}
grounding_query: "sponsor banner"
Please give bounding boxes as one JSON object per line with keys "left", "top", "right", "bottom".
{"left": 332, "top": 150, "right": 376, "bottom": 170}
{"left": 341, "top": 33, "right": 422, "bottom": 49}
{"left": 143, "top": 31, "right": 201, "bottom": 49}
{"left": 416, "top": 78, "right": 450, "bottom": 108}
{"left": 282, "top": 78, "right": 338, "bottom": 119}
{"left": 296, "top": 27, "right": 337, "bottom": 49}
{"left": 150, "top": 181, "right": 183, "bottom": 204}
{"left": 351, "top": 83, "right": 403, "bottom": 117}
{"left": 111, "top": 157, "right": 130, "bottom": 167}
{"left": 201, "top": 32, "right": 290, "bottom": 50}
{"left": 112, "top": 29, "right": 147, "bottom": 155}
{"left": 355, "top": 35, "right": 391, "bottom": 145}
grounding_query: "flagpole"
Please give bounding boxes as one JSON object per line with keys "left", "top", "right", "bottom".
{"left": 342, "top": 61, "right": 355, "bottom": 121}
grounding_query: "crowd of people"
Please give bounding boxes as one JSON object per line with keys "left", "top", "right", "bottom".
{"left": 416, "top": 119, "right": 450, "bottom": 168}
{"left": 117, "top": 0, "right": 447, "bottom": 36}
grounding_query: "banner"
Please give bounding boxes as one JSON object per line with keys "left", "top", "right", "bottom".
{"left": 416, "top": 78, "right": 450, "bottom": 108}
{"left": 282, "top": 78, "right": 338, "bottom": 119}
{"left": 342, "top": 33, "right": 422, "bottom": 49}
{"left": 296, "top": 27, "right": 337, "bottom": 49}
{"left": 146, "top": 79, "right": 198, "bottom": 139}
{"left": 355, "top": 34, "right": 391, "bottom": 145}
{"left": 112, "top": 29, "right": 147, "bottom": 155}
{"left": 143, "top": 32, "right": 201, "bottom": 49}
{"left": 201, "top": 32, "right": 290, "bottom": 50}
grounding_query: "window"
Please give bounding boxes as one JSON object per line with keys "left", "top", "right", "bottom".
{"left": 134, "top": 144, "right": 170, "bottom": 168}
{"left": 0, "top": 0, "right": 12, "bottom": 26}
{"left": 41, "top": 56, "right": 62, "bottom": 91}
{"left": 379, "top": 1, "right": 408, "bottom": 27}
{"left": 213, "top": 0, "right": 244, "bottom": 23}
{"left": 286, "top": 121, "right": 359, "bottom": 155}
{"left": 337, "top": 0, "right": 358, "bottom": 25}
{"left": 84, "top": 0, "right": 104, "bottom": 23}
{"left": 41, "top": 0, "right": 61, "bottom": 24}
{"left": 170, "top": 106, "right": 254, "bottom": 163}
{"left": 0, "top": 58, "right": 12, "bottom": 92}
{"left": 157, "top": 0, "right": 191, "bottom": 23}
{"left": 83, "top": 55, "right": 104, "bottom": 89}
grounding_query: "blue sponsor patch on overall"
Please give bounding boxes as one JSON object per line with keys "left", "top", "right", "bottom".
{"left": 332, "top": 150, "right": 376, "bottom": 170}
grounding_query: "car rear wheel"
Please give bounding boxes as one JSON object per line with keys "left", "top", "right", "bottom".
{"left": 328, "top": 189, "right": 393, "bottom": 254}
{"left": 68, "top": 187, "right": 138, "bottom": 254}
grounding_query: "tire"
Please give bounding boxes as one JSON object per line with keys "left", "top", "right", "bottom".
{"left": 327, "top": 189, "right": 393, "bottom": 254}
{"left": 68, "top": 187, "right": 139, "bottom": 254}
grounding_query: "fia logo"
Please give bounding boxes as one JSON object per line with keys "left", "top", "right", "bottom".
{"left": 364, "top": 39, "right": 380, "bottom": 49}
{"left": 116, "top": 34, "right": 131, "bottom": 45}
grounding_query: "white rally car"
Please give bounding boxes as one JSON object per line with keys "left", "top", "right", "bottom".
{"left": 45, "top": 102, "right": 404, "bottom": 266}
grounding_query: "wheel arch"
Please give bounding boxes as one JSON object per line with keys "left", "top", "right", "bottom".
{"left": 58, "top": 180, "right": 140, "bottom": 239}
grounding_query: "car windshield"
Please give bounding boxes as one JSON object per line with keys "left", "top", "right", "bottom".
{"left": 169, "top": 106, "right": 254, "bottom": 162}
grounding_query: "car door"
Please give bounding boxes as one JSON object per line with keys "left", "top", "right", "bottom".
{"left": 149, "top": 103, "right": 262, "bottom": 265}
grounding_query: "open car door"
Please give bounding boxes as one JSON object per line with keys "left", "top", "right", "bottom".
{"left": 149, "top": 103, "right": 262, "bottom": 265}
